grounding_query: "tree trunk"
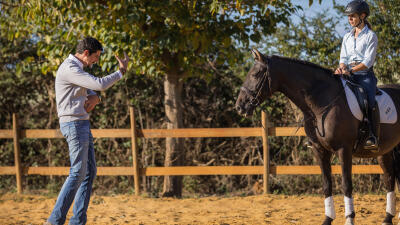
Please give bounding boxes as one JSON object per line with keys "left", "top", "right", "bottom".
{"left": 162, "top": 70, "right": 184, "bottom": 197}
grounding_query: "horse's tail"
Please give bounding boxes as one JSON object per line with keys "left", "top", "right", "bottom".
{"left": 392, "top": 145, "right": 400, "bottom": 186}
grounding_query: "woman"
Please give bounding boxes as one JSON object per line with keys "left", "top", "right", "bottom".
{"left": 334, "top": 0, "right": 379, "bottom": 149}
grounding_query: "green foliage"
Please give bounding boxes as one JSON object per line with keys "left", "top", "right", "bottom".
{"left": 368, "top": 0, "right": 400, "bottom": 83}
{"left": 10, "top": 0, "right": 299, "bottom": 78}
{"left": 260, "top": 12, "right": 342, "bottom": 68}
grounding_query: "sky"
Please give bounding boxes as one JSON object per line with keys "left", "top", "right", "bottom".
{"left": 291, "top": 0, "right": 349, "bottom": 36}
{"left": 247, "top": 0, "right": 350, "bottom": 49}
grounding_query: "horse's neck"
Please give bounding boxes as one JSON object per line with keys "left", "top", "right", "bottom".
{"left": 274, "top": 60, "right": 341, "bottom": 115}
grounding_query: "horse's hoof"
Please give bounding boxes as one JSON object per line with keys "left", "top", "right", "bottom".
{"left": 322, "top": 216, "right": 333, "bottom": 225}
{"left": 345, "top": 217, "right": 354, "bottom": 225}
{"left": 383, "top": 212, "right": 394, "bottom": 225}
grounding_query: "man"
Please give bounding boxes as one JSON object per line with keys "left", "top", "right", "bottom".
{"left": 46, "top": 36, "right": 129, "bottom": 225}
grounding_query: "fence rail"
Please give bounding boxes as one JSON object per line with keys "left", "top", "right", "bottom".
{"left": 0, "top": 107, "right": 383, "bottom": 195}
{"left": 0, "top": 165, "right": 383, "bottom": 176}
{"left": 0, "top": 127, "right": 306, "bottom": 139}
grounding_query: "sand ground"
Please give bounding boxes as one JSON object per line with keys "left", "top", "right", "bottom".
{"left": 0, "top": 193, "right": 396, "bottom": 224}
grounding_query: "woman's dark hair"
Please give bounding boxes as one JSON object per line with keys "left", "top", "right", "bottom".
{"left": 364, "top": 19, "right": 372, "bottom": 29}
{"left": 76, "top": 36, "right": 103, "bottom": 55}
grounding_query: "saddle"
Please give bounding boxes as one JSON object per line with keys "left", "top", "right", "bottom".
{"left": 344, "top": 78, "right": 381, "bottom": 153}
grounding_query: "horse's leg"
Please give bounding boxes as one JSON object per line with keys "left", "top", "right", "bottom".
{"left": 313, "top": 146, "right": 334, "bottom": 225}
{"left": 378, "top": 153, "right": 396, "bottom": 225}
{"left": 338, "top": 147, "right": 355, "bottom": 225}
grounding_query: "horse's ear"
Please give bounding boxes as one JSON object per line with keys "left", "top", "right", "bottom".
{"left": 251, "top": 48, "right": 263, "bottom": 62}
{"left": 251, "top": 49, "right": 258, "bottom": 60}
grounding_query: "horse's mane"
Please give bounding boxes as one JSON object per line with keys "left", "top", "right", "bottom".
{"left": 271, "top": 55, "right": 334, "bottom": 75}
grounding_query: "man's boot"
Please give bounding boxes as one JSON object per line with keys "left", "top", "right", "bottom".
{"left": 364, "top": 106, "right": 379, "bottom": 150}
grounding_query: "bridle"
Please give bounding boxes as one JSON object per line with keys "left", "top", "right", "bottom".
{"left": 240, "top": 60, "right": 272, "bottom": 107}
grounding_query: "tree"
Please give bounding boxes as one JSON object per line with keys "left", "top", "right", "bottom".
{"left": 368, "top": 0, "right": 400, "bottom": 83}
{"left": 259, "top": 11, "right": 342, "bottom": 67}
{"left": 7, "top": 0, "right": 303, "bottom": 197}
{"left": 0, "top": 2, "right": 43, "bottom": 116}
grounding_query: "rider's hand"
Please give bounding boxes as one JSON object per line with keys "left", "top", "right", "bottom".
{"left": 115, "top": 52, "right": 130, "bottom": 76}
{"left": 334, "top": 67, "right": 342, "bottom": 75}
{"left": 334, "top": 65, "right": 349, "bottom": 75}
{"left": 84, "top": 95, "right": 100, "bottom": 113}
{"left": 342, "top": 69, "right": 350, "bottom": 76}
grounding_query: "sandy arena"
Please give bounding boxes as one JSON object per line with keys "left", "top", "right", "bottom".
{"left": 0, "top": 193, "right": 396, "bottom": 224}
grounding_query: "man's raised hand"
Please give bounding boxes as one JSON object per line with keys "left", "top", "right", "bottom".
{"left": 115, "top": 52, "right": 130, "bottom": 75}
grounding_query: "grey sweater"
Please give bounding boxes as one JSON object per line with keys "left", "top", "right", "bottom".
{"left": 55, "top": 54, "right": 122, "bottom": 123}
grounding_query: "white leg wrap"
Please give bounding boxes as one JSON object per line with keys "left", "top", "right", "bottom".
{"left": 325, "top": 196, "right": 336, "bottom": 219}
{"left": 386, "top": 191, "right": 396, "bottom": 216}
{"left": 344, "top": 196, "right": 354, "bottom": 217}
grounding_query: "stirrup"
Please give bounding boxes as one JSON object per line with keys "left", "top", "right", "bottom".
{"left": 364, "top": 136, "right": 378, "bottom": 150}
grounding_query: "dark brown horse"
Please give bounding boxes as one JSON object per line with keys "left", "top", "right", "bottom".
{"left": 236, "top": 49, "right": 400, "bottom": 225}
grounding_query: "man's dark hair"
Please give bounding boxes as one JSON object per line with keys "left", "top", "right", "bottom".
{"left": 76, "top": 36, "right": 103, "bottom": 55}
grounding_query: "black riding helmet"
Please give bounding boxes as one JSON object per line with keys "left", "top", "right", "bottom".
{"left": 345, "top": 0, "right": 370, "bottom": 16}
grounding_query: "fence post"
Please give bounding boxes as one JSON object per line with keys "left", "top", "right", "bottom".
{"left": 12, "top": 113, "right": 23, "bottom": 194}
{"left": 129, "top": 106, "right": 140, "bottom": 196}
{"left": 261, "top": 111, "right": 270, "bottom": 194}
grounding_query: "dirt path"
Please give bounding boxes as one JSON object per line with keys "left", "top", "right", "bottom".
{"left": 0, "top": 193, "right": 394, "bottom": 224}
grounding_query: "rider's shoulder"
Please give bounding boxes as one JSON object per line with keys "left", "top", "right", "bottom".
{"left": 365, "top": 28, "right": 378, "bottom": 40}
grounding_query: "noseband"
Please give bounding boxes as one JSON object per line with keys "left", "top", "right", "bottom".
{"left": 240, "top": 60, "right": 272, "bottom": 107}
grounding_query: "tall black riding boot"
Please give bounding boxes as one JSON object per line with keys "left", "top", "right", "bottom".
{"left": 364, "top": 107, "right": 379, "bottom": 150}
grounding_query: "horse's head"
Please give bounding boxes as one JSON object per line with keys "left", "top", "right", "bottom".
{"left": 235, "top": 49, "right": 275, "bottom": 116}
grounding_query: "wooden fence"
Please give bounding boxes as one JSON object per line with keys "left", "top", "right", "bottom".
{"left": 0, "top": 106, "right": 383, "bottom": 195}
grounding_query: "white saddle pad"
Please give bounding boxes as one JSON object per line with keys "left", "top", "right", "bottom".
{"left": 341, "top": 78, "right": 397, "bottom": 124}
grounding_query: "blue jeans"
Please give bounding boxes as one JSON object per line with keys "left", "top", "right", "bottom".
{"left": 351, "top": 67, "right": 377, "bottom": 109}
{"left": 48, "top": 120, "right": 96, "bottom": 225}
